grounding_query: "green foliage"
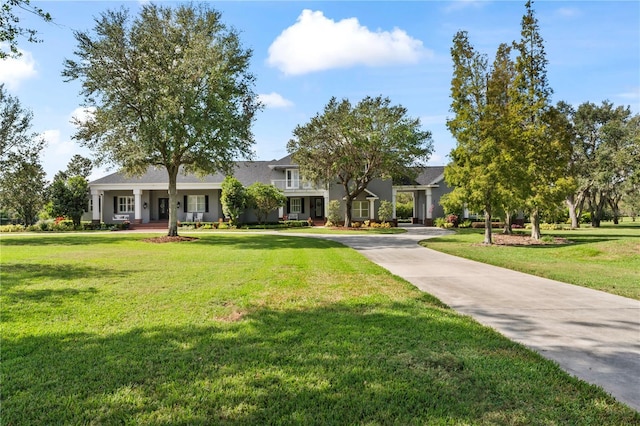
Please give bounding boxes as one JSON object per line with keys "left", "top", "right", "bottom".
{"left": 378, "top": 200, "right": 393, "bottom": 223}
{"left": 246, "top": 182, "right": 286, "bottom": 225}
{"left": 0, "top": 85, "right": 48, "bottom": 226}
{"left": 0, "top": 0, "right": 52, "bottom": 59}
{"left": 567, "top": 101, "right": 639, "bottom": 227}
{"left": 395, "top": 202, "right": 413, "bottom": 219}
{"left": 49, "top": 176, "right": 89, "bottom": 229}
{"left": 62, "top": 3, "right": 260, "bottom": 236}
{"left": 0, "top": 153, "right": 47, "bottom": 226}
{"left": 326, "top": 199, "right": 342, "bottom": 226}
{"left": 288, "top": 95, "right": 433, "bottom": 226}
{"left": 220, "top": 176, "right": 246, "bottom": 227}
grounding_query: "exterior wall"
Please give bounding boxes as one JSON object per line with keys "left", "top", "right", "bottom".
{"left": 431, "top": 182, "right": 451, "bottom": 219}
{"left": 326, "top": 178, "right": 392, "bottom": 222}
{"left": 176, "top": 189, "right": 220, "bottom": 222}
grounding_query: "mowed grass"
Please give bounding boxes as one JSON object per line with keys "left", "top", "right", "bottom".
{"left": 1, "top": 233, "right": 638, "bottom": 424}
{"left": 420, "top": 222, "right": 640, "bottom": 300}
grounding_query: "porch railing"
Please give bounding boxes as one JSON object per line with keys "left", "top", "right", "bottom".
{"left": 271, "top": 179, "right": 317, "bottom": 191}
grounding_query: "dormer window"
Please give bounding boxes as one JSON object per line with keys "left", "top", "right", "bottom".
{"left": 286, "top": 169, "right": 300, "bottom": 189}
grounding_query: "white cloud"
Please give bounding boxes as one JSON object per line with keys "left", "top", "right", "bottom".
{"left": 0, "top": 47, "right": 37, "bottom": 90}
{"left": 69, "top": 106, "right": 96, "bottom": 126}
{"left": 41, "top": 129, "right": 74, "bottom": 156}
{"left": 267, "top": 10, "right": 428, "bottom": 76}
{"left": 258, "top": 92, "right": 293, "bottom": 109}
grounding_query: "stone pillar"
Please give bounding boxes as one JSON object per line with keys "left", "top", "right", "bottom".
{"left": 133, "top": 189, "right": 142, "bottom": 224}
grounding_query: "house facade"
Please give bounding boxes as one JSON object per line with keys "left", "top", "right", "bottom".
{"left": 86, "top": 155, "right": 448, "bottom": 226}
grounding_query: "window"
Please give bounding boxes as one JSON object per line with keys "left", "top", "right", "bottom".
{"left": 286, "top": 169, "right": 300, "bottom": 189}
{"left": 352, "top": 201, "right": 369, "bottom": 218}
{"left": 187, "top": 195, "right": 206, "bottom": 212}
{"left": 290, "top": 197, "right": 302, "bottom": 213}
{"left": 118, "top": 196, "right": 134, "bottom": 213}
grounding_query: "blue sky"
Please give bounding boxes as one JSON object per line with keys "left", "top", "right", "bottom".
{"left": 1, "top": 1, "right": 639, "bottom": 181}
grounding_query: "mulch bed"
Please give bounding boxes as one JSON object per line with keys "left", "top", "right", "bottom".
{"left": 141, "top": 236, "right": 199, "bottom": 244}
{"left": 489, "top": 234, "right": 570, "bottom": 246}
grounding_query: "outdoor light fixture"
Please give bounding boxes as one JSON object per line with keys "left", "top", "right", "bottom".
{"left": 177, "top": 202, "right": 181, "bottom": 209}
{"left": 143, "top": 202, "right": 148, "bottom": 209}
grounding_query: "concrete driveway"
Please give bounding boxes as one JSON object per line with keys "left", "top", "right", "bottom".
{"left": 298, "top": 225, "right": 640, "bottom": 411}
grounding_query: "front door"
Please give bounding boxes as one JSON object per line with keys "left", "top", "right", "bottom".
{"left": 159, "top": 198, "right": 169, "bottom": 220}
{"left": 314, "top": 198, "right": 323, "bottom": 218}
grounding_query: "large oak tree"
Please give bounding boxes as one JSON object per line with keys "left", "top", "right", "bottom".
{"left": 63, "top": 3, "right": 260, "bottom": 236}
{"left": 288, "top": 96, "right": 432, "bottom": 227}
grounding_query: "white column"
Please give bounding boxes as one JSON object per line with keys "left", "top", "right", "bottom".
{"left": 133, "top": 189, "right": 142, "bottom": 223}
{"left": 324, "top": 192, "right": 330, "bottom": 219}
{"left": 368, "top": 198, "right": 376, "bottom": 220}
{"left": 392, "top": 188, "right": 397, "bottom": 219}
{"left": 91, "top": 189, "right": 101, "bottom": 222}
{"left": 426, "top": 188, "right": 433, "bottom": 219}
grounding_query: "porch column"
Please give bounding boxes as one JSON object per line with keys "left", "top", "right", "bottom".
{"left": 392, "top": 188, "right": 397, "bottom": 219}
{"left": 133, "top": 189, "right": 142, "bottom": 224}
{"left": 91, "top": 189, "right": 101, "bottom": 224}
{"left": 368, "top": 198, "right": 376, "bottom": 220}
{"left": 413, "top": 191, "right": 418, "bottom": 223}
{"left": 426, "top": 188, "right": 433, "bottom": 219}
{"left": 324, "top": 193, "right": 330, "bottom": 219}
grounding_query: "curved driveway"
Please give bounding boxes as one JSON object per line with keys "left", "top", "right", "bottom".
{"left": 294, "top": 225, "right": 640, "bottom": 411}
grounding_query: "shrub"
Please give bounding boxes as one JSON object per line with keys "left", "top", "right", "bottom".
{"left": 395, "top": 202, "right": 413, "bottom": 219}
{"left": 378, "top": 200, "right": 393, "bottom": 223}
{"left": 352, "top": 221, "right": 362, "bottom": 228}
{"left": 434, "top": 217, "right": 447, "bottom": 228}
{"left": 459, "top": 219, "right": 473, "bottom": 228}
{"left": 446, "top": 214, "right": 459, "bottom": 227}
{"left": 0, "top": 224, "right": 25, "bottom": 232}
{"left": 327, "top": 200, "right": 342, "bottom": 226}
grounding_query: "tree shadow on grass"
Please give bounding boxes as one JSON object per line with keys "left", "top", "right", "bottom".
{"left": 193, "top": 234, "right": 345, "bottom": 251}
{"left": 0, "top": 263, "right": 130, "bottom": 291}
{"left": 0, "top": 234, "right": 140, "bottom": 247}
{"left": 2, "top": 302, "right": 637, "bottom": 425}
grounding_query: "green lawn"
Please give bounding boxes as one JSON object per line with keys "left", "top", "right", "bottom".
{"left": 420, "top": 222, "right": 640, "bottom": 300}
{"left": 1, "top": 233, "right": 638, "bottom": 424}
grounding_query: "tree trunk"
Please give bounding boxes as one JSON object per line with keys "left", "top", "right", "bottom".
{"left": 530, "top": 208, "right": 541, "bottom": 240}
{"left": 483, "top": 208, "right": 492, "bottom": 245}
{"left": 502, "top": 211, "right": 513, "bottom": 235}
{"left": 167, "top": 167, "right": 179, "bottom": 236}
{"left": 344, "top": 197, "right": 353, "bottom": 228}
{"left": 566, "top": 194, "right": 579, "bottom": 229}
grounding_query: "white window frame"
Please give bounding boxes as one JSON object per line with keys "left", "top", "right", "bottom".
{"left": 187, "top": 195, "right": 206, "bottom": 213}
{"left": 290, "top": 197, "right": 302, "bottom": 214}
{"left": 118, "top": 196, "right": 134, "bottom": 213}
{"left": 352, "top": 200, "right": 369, "bottom": 218}
{"left": 286, "top": 169, "right": 300, "bottom": 189}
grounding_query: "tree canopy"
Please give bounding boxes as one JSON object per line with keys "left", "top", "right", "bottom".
{"left": 220, "top": 176, "right": 246, "bottom": 227}
{"left": 0, "top": 84, "right": 46, "bottom": 225}
{"left": 63, "top": 3, "right": 260, "bottom": 236}
{"left": 0, "top": 0, "right": 52, "bottom": 59}
{"left": 288, "top": 95, "right": 432, "bottom": 227}
{"left": 444, "top": 32, "right": 518, "bottom": 244}
{"left": 247, "top": 182, "right": 286, "bottom": 225}
{"left": 566, "top": 101, "right": 639, "bottom": 226}
{"left": 444, "top": 1, "right": 574, "bottom": 241}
